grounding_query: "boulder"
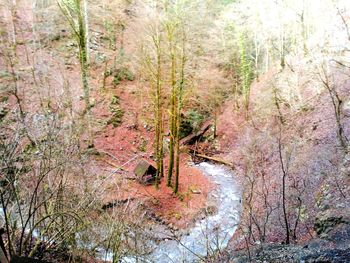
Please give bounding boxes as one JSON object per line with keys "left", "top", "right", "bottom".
{"left": 134, "top": 159, "right": 157, "bottom": 185}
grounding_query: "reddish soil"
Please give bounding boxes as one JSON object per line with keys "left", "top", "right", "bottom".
{"left": 91, "top": 81, "right": 214, "bottom": 229}
{"left": 99, "top": 151, "right": 214, "bottom": 228}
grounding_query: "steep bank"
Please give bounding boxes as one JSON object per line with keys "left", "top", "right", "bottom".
{"left": 214, "top": 60, "right": 350, "bottom": 261}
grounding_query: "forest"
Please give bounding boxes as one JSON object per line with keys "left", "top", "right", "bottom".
{"left": 0, "top": 0, "right": 349, "bottom": 262}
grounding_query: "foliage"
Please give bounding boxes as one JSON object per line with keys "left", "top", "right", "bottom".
{"left": 138, "top": 136, "right": 148, "bottom": 152}
{"left": 186, "top": 110, "right": 206, "bottom": 132}
{"left": 238, "top": 32, "right": 253, "bottom": 111}
{"left": 178, "top": 110, "right": 206, "bottom": 138}
{"left": 108, "top": 95, "right": 124, "bottom": 127}
{"left": 112, "top": 67, "right": 135, "bottom": 86}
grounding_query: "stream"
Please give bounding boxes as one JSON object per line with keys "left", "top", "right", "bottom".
{"left": 123, "top": 162, "right": 242, "bottom": 263}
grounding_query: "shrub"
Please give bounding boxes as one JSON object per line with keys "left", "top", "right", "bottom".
{"left": 112, "top": 67, "right": 135, "bottom": 86}
{"left": 178, "top": 110, "right": 206, "bottom": 138}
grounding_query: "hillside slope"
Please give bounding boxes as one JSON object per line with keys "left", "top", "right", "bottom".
{"left": 214, "top": 57, "right": 350, "bottom": 261}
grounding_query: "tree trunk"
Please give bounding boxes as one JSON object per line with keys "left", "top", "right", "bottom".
{"left": 155, "top": 32, "right": 162, "bottom": 188}
{"left": 278, "top": 129, "right": 290, "bottom": 245}
{"left": 174, "top": 31, "right": 186, "bottom": 194}
{"left": 174, "top": 105, "right": 181, "bottom": 193}
{"left": 83, "top": 0, "right": 90, "bottom": 63}
{"left": 167, "top": 27, "right": 177, "bottom": 187}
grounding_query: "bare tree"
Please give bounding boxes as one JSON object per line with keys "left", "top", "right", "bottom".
{"left": 318, "top": 62, "right": 348, "bottom": 152}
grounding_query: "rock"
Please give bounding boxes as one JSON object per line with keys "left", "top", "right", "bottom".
{"left": 191, "top": 189, "right": 202, "bottom": 194}
{"left": 314, "top": 213, "right": 345, "bottom": 236}
{"left": 134, "top": 159, "right": 157, "bottom": 185}
{"left": 66, "top": 41, "right": 76, "bottom": 47}
{"left": 342, "top": 99, "right": 350, "bottom": 116}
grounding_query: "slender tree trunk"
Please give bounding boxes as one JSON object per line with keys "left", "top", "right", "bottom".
{"left": 155, "top": 109, "right": 160, "bottom": 189}
{"left": 265, "top": 41, "right": 269, "bottom": 73}
{"left": 174, "top": 30, "right": 186, "bottom": 194}
{"left": 320, "top": 67, "right": 348, "bottom": 152}
{"left": 10, "top": 0, "right": 17, "bottom": 54}
{"left": 59, "top": 0, "right": 91, "bottom": 116}
{"left": 167, "top": 28, "right": 176, "bottom": 187}
{"left": 238, "top": 33, "right": 252, "bottom": 118}
{"left": 254, "top": 31, "right": 259, "bottom": 76}
{"left": 80, "top": 48, "right": 90, "bottom": 113}
{"left": 76, "top": 0, "right": 93, "bottom": 147}
{"left": 174, "top": 104, "right": 181, "bottom": 193}
{"left": 154, "top": 33, "right": 162, "bottom": 188}
{"left": 213, "top": 109, "right": 217, "bottom": 138}
{"left": 278, "top": 128, "right": 290, "bottom": 244}
{"left": 279, "top": 26, "right": 285, "bottom": 69}
{"left": 274, "top": 85, "right": 290, "bottom": 244}
{"left": 83, "top": 0, "right": 90, "bottom": 63}
{"left": 159, "top": 110, "right": 164, "bottom": 178}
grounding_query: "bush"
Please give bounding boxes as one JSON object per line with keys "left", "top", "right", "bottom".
{"left": 179, "top": 110, "right": 206, "bottom": 139}
{"left": 112, "top": 67, "right": 135, "bottom": 86}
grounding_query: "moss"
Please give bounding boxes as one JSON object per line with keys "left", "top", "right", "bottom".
{"left": 0, "top": 96, "right": 8, "bottom": 103}
{"left": 138, "top": 137, "right": 147, "bottom": 152}
{"left": 108, "top": 108, "right": 124, "bottom": 127}
{"left": 174, "top": 212, "right": 182, "bottom": 220}
{"left": 112, "top": 67, "right": 135, "bottom": 86}
{"left": 314, "top": 216, "right": 345, "bottom": 236}
{"left": 0, "top": 71, "right": 11, "bottom": 79}
{"left": 111, "top": 95, "right": 120, "bottom": 105}
{"left": 107, "top": 95, "right": 124, "bottom": 127}
{"left": 0, "top": 107, "right": 8, "bottom": 121}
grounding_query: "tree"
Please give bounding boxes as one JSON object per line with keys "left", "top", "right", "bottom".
{"left": 163, "top": 0, "right": 191, "bottom": 194}
{"left": 174, "top": 28, "right": 186, "bottom": 194}
{"left": 154, "top": 30, "right": 165, "bottom": 188}
{"left": 58, "top": 0, "right": 93, "bottom": 146}
{"left": 318, "top": 61, "right": 348, "bottom": 152}
{"left": 142, "top": 23, "right": 165, "bottom": 188}
{"left": 165, "top": 16, "right": 178, "bottom": 188}
{"left": 238, "top": 32, "right": 253, "bottom": 117}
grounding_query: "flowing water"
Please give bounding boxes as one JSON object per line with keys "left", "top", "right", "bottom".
{"left": 122, "top": 162, "right": 242, "bottom": 263}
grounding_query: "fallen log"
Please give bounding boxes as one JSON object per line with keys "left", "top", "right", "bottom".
{"left": 180, "top": 121, "right": 212, "bottom": 145}
{"left": 188, "top": 148, "right": 234, "bottom": 168}
{"left": 194, "top": 154, "right": 234, "bottom": 169}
